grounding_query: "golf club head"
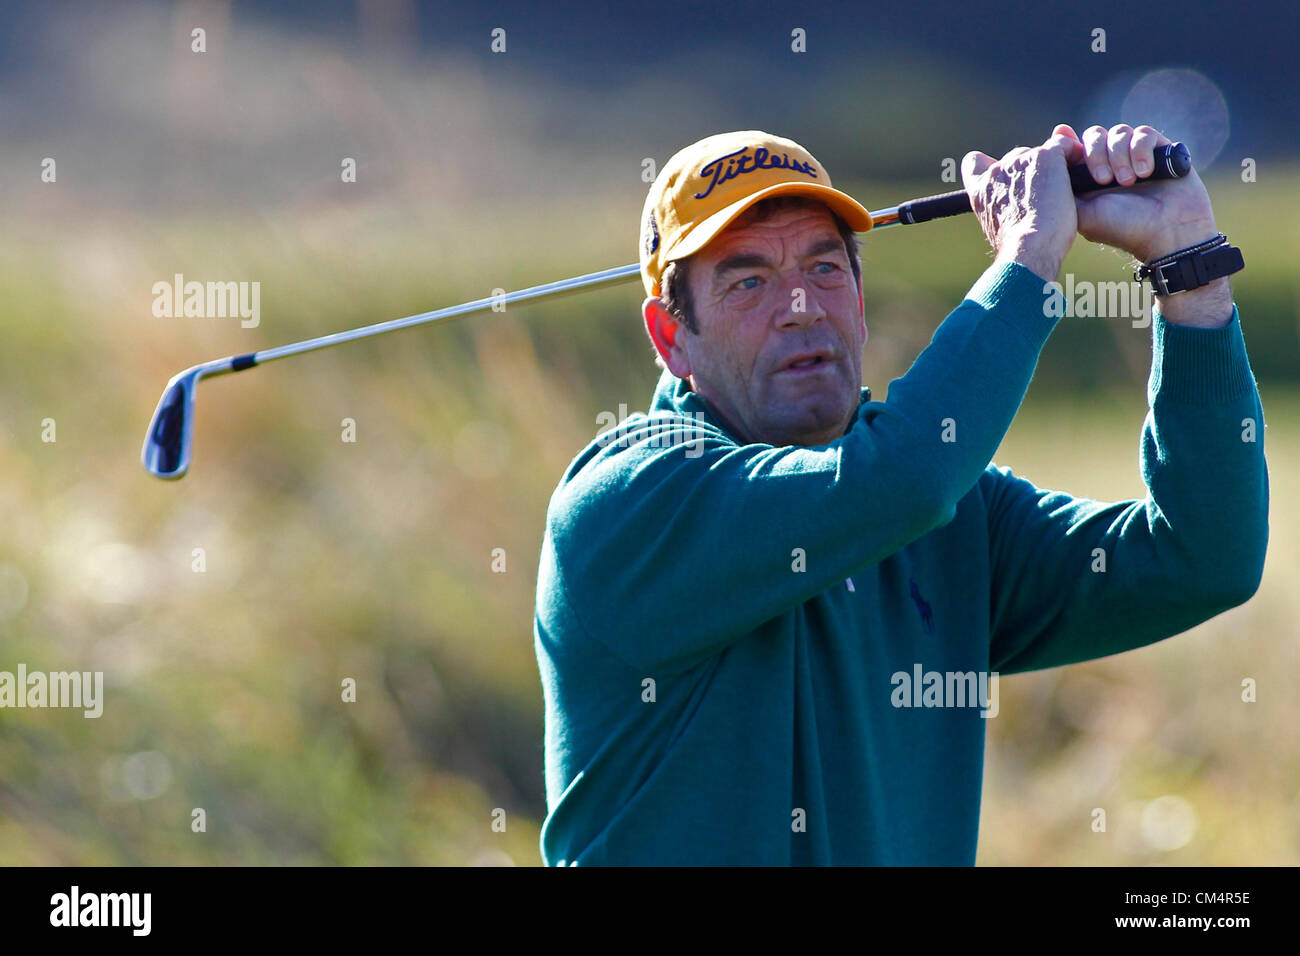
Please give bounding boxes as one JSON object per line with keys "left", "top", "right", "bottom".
{"left": 141, "top": 366, "right": 202, "bottom": 479}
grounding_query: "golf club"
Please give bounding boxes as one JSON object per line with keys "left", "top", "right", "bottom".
{"left": 142, "top": 143, "right": 1192, "bottom": 480}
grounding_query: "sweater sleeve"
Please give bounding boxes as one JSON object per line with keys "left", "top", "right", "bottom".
{"left": 545, "top": 260, "right": 1061, "bottom": 675}
{"left": 985, "top": 307, "right": 1269, "bottom": 675}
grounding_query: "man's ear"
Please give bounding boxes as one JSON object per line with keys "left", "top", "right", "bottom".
{"left": 858, "top": 278, "right": 867, "bottom": 344}
{"left": 643, "top": 296, "right": 692, "bottom": 378}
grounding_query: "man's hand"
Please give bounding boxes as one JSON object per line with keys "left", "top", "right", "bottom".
{"left": 961, "top": 130, "right": 1083, "bottom": 282}
{"left": 1064, "top": 122, "right": 1232, "bottom": 328}
{"left": 1062, "top": 123, "right": 1219, "bottom": 263}
{"left": 965, "top": 123, "right": 1232, "bottom": 327}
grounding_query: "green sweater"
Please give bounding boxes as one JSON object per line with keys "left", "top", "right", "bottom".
{"left": 533, "top": 260, "right": 1268, "bottom": 865}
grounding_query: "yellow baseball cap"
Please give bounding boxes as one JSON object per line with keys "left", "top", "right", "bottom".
{"left": 639, "top": 130, "right": 873, "bottom": 297}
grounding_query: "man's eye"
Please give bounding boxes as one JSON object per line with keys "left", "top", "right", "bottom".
{"left": 814, "top": 261, "right": 839, "bottom": 274}
{"left": 735, "top": 276, "right": 761, "bottom": 291}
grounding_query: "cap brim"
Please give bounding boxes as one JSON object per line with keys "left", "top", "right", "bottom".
{"left": 663, "top": 181, "right": 874, "bottom": 268}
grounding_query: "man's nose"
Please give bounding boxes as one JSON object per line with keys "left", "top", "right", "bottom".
{"left": 776, "top": 272, "right": 827, "bottom": 328}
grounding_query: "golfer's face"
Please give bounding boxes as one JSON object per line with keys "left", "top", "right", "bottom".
{"left": 686, "top": 203, "right": 866, "bottom": 447}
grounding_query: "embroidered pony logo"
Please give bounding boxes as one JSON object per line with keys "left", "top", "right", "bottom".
{"left": 909, "top": 578, "right": 934, "bottom": 634}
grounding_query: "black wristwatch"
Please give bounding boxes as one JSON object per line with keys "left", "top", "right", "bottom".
{"left": 1135, "top": 233, "right": 1245, "bottom": 296}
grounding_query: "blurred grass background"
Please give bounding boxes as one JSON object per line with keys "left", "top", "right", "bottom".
{"left": 0, "top": 1, "right": 1296, "bottom": 865}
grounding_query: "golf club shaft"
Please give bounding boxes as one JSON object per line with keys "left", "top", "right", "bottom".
{"left": 143, "top": 141, "right": 1192, "bottom": 479}
{"left": 202, "top": 264, "right": 642, "bottom": 380}
{"left": 204, "top": 143, "right": 1189, "bottom": 377}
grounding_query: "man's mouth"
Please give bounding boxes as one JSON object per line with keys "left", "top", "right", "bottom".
{"left": 776, "top": 349, "right": 836, "bottom": 373}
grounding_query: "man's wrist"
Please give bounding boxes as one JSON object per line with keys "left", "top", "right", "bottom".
{"left": 1141, "top": 220, "right": 1235, "bottom": 327}
{"left": 1154, "top": 276, "right": 1234, "bottom": 328}
{"left": 1135, "top": 221, "right": 1220, "bottom": 265}
{"left": 996, "top": 235, "right": 1062, "bottom": 284}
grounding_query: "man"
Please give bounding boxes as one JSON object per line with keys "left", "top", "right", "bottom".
{"left": 533, "top": 128, "right": 1268, "bottom": 865}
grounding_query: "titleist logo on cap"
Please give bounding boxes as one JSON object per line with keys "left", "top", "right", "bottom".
{"left": 694, "top": 146, "right": 819, "bottom": 200}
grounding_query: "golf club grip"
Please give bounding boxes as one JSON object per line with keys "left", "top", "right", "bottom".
{"left": 894, "top": 142, "right": 1191, "bottom": 226}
